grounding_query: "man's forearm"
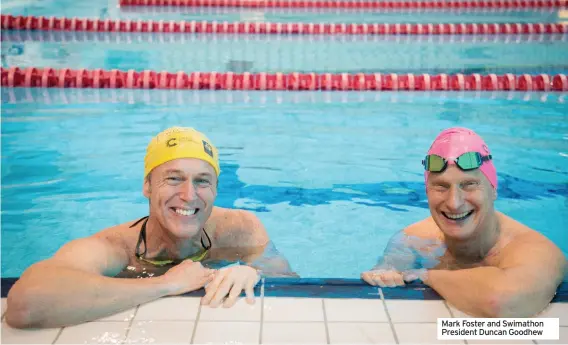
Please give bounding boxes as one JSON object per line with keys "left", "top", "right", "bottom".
{"left": 424, "top": 267, "right": 557, "bottom": 318}
{"left": 424, "top": 267, "right": 509, "bottom": 317}
{"left": 6, "top": 264, "right": 174, "bottom": 328}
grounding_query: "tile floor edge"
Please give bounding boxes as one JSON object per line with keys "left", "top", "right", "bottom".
{"left": 2, "top": 278, "right": 567, "bottom": 302}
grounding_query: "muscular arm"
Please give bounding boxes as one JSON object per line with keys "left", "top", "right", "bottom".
{"left": 424, "top": 234, "right": 567, "bottom": 317}
{"left": 214, "top": 209, "right": 298, "bottom": 277}
{"left": 5, "top": 234, "right": 175, "bottom": 328}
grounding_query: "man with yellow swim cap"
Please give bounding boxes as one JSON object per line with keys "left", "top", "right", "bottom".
{"left": 6, "top": 126, "right": 296, "bottom": 329}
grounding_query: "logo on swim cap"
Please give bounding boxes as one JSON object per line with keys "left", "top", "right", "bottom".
{"left": 203, "top": 140, "right": 213, "bottom": 158}
{"left": 166, "top": 138, "right": 177, "bottom": 147}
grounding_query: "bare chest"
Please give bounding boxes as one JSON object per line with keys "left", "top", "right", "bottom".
{"left": 432, "top": 246, "right": 503, "bottom": 270}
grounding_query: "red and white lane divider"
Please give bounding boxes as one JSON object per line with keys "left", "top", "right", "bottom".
{"left": 1, "top": 15, "right": 566, "bottom": 35}
{"left": 118, "top": 0, "right": 567, "bottom": 9}
{"left": 2, "top": 67, "right": 567, "bottom": 91}
{"left": 118, "top": 5, "right": 563, "bottom": 13}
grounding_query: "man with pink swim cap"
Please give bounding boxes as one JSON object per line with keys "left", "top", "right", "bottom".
{"left": 362, "top": 127, "right": 566, "bottom": 318}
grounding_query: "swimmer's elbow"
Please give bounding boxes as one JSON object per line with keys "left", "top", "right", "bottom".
{"left": 5, "top": 306, "right": 33, "bottom": 329}
{"left": 5, "top": 286, "right": 40, "bottom": 329}
{"left": 5, "top": 270, "right": 55, "bottom": 329}
{"left": 463, "top": 282, "right": 516, "bottom": 318}
{"left": 482, "top": 289, "right": 509, "bottom": 318}
{"left": 483, "top": 285, "right": 549, "bottom": 318}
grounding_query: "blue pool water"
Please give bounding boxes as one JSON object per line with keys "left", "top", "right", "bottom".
{"left": 2, "top": 32, "right": 568, "bottom": 75}
{"left": 2, "top": 88, "right": 567, "bottom": 279}
{"left": 2, "top": 1, "right": 567, "bottom": 74}
{"left": 1, "top": 0, "right": 567, "bottom": 280}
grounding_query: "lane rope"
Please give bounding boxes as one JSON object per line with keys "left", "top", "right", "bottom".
{"left": 118, "top": 0, "right": 568, "bottom": 9}
{"left": 2, "top": 67, "right": 567, "bottom": 91}
{"left": 2, "top": 15, "right": 566, "bottom": 35}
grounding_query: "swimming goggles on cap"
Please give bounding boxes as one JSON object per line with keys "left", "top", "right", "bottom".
{"left": 422, "top": 152, "right": 492, "bottom": 173}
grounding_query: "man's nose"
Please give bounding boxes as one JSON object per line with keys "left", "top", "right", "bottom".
{"left": 179, "top": 181, "right": 198, "bottom": 201}
{"left": 445, "top": 185, "right": 464, "bottom": 211}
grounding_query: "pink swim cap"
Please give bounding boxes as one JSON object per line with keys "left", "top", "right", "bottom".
{"left": 425, "top": 127, "right": 497, "bottom": 189}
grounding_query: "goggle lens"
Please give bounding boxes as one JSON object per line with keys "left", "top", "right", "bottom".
{"left": 423, "top": 152, "right": 491, "bottom": 172}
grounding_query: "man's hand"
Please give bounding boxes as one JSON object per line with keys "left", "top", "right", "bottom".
{"left": 161, "top": 260, "right": 216, "bottom": 296}
{"left": 361, "top": 268, "right": 428, "bottom": 287}
{"left": 201, "top": 265, "right": 260, "bottom": 308}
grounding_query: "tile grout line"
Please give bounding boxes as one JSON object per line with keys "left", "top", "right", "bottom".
{"left": 379, "top": 288, "right": 400, "bottom": 345}
{"left": 259, "top": 277, "right": 265, "bottom": 345}
{"left": 443, "top": 301, "right": 455, "bottom": 318}
{"left": 444, "top": 301, "right": 468, "bottom": 345}
{"left": 190, "top": 297, "right": 203, "bottom": 344}
{"left": 322, "top": 299, "right": 331, "bottom": 344}
{"left": 121, "top": 304, "right": 140, "bottom": 344}
{"left": 51, "top": 327, "right": 65, "bottom": 344}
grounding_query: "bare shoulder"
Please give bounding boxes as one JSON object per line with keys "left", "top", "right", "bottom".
{"left": 37, "top": 220, "right": 140, "bottom": 276}
{"left": 499, "top": 213, "right": 561, "bottom": 253}
{"left": 63, "top": 219, "right": 143, "bottom": 258}
{"left": 209, "top": 207, "right": 269, "bottom": 247}
{"left": 498, "top": 213, "right": 566, "bottom": 272}
{"left": 404, "top": 217, "right": 440, "bottom": 240}
{"left": 89, "top": 220, "right": 139, "bottom": 253}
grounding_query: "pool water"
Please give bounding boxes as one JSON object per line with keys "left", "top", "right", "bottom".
{"left": 3, "top": 32, "right": 568, "bottom": 75}
{"left": 2, "top": 88, "right": 567, "bottom": 279}
{"left": 1, "top": 0, "right": 567, "bottom": 280}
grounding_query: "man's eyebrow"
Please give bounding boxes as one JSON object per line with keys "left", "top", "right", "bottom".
{"left": 195, "top": 172, "right": 214, "bottom": 178}
{"left": 462, "top": 177, "right": 481, "bottom": 183}
{"left": 429, "top": 178, "right": 449, "bottom": 185}
{"left": 163, "top": 169, "right": 184, "bottom": 175}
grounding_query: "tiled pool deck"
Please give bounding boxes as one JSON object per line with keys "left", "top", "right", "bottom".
{"left": 1, "top": 278, "right": 567, "bottom": 344}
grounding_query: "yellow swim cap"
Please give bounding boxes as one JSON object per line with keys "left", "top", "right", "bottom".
{"left": 144, "top": 127, "right": 220, "bottom": 178}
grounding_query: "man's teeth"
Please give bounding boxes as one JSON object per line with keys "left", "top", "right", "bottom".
{"left": 445, "top": 211, "right": 471, "bottom": 220}
{"left": 175, "top": 208, "right": 197, "bottom": 216}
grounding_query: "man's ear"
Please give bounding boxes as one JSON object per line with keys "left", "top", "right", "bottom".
{"left": 143, "top": 175, "right": 151, "bottom": 198}
{"left": 492, "top": 188, "right": 497, "bottom": 201}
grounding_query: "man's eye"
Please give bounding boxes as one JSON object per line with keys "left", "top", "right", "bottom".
{"left": 433, "top": 184, "right": 448, "bottom": 191}
{"left": 167, "top": 177, "right": 182, "bottom": 182}
{"left": 196, "top": 179, "right": 211, "bottom": 185}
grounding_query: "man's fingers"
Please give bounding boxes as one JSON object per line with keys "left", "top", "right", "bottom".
{"left": 209, "top": 277, "right": 234, "bottom": 308}
{"left": 381, "top": 275, "right": 397, "bottom": 288}
{"left": 201, "top": 272, "right": 216, "bottom": 286}
{"left": 202, "top": 271, "right": 226, "bottom": 305}
{"left": 393, "top": 273, "right": 406, "bottom": 286}
{"left": 223, "top": 280, "right": 245, "bottom": 308}
{"left": 361, "top": 272, "right": 378, "bottom": 286}
{"left": 362, "top": 270, "right": 407, "bottom": 288}
{"left": 204, "top": 268, "right": 216, "bottom": 276}
{"left": 369, "top": 272, "right": 387, "bottom": 287}
{"left": 244, "top": 277, "right": 256, "bottom": 305}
